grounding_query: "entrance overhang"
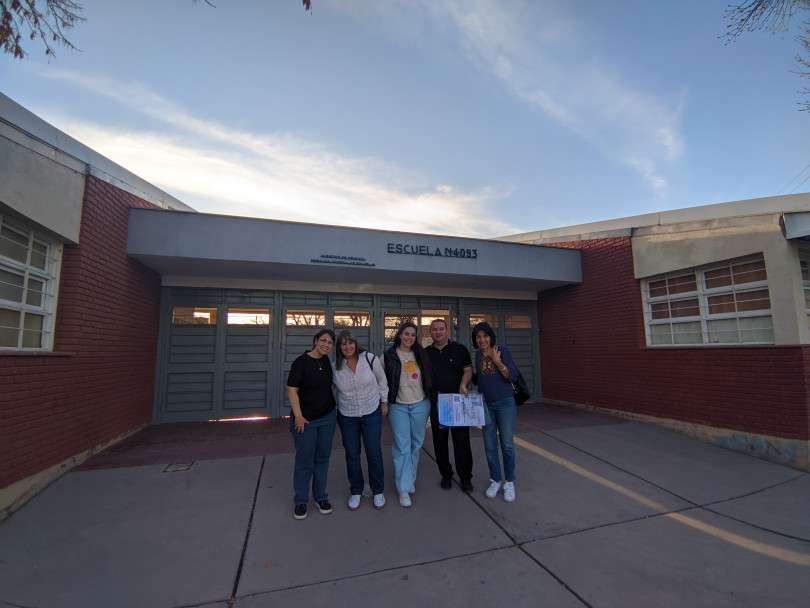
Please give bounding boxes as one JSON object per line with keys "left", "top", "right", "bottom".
{"left": 127, "top": 208, "right": 582, "bottom": 300}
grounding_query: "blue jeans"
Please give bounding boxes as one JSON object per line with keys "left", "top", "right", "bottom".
{"left": 482, "top": 396, "right": 516, "bottom": 483}
{"left": 290, "top": 408, "right": 337, "bottom": 504}
{"left": 388, "top": 398, "right": 431, "bottom": 494}
{"left": 338, "top": 406, "right": 384, "bottom": 495}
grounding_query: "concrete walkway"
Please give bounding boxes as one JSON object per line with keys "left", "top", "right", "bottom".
{"left": 1, "top": 403, "right": 808, "bottom": 607}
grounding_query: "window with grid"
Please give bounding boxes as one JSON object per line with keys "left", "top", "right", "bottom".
{"left": 643, "top": 255, "right": 773, "bottom": 346}
{"left": 0, "top": 214, "right": 62, "bottom": 350}
{"left": 800, "top": 253, "right": 810, "bottom": 331}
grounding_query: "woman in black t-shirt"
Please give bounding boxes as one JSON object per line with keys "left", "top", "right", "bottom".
{"left": 286, "top": 328, "right": 337, "bottom": 520}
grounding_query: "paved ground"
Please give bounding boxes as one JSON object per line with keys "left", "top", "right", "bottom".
{"left": 1, "top": 402, "right": 808, "bottom": 608}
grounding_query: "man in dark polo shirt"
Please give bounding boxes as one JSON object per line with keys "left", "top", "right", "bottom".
{"left": 426, "top": 318, "right": 474, "bottom": 492}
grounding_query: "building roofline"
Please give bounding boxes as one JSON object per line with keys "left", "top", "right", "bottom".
{"left": 499, "top": 192, "right": 810, "bottom": 243}
{"left": 0, "top": 92, "right": 195, "bottom": 213}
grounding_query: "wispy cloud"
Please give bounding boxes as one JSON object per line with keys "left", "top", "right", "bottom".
{"left": 440, "top": 0, "right": 684, "bottom": 194}
{"left": 348, "top": 0, "right": 685, "bottom": 196}
{"left": 37, "top": 71, "right": 516, "bottom": 238}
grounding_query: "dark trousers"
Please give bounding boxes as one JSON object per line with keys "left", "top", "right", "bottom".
{"left": 429, "top": 399, "right": 473, "bottom": 482}
{"left": 337, "top": 406, "right": 384, "bottom": 495}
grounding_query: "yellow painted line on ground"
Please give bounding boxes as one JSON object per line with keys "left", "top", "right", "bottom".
{"left": 514, "top": 436, "right": 810, "bottom": 566}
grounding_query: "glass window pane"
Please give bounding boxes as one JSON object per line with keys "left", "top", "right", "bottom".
{"left": 707, "top": 318, "right": 740, "bottom": 344}
{"left": 739, "top": 316, "right": 774, "bottom": 343}
{"left": 705, "top": 267, "right": 732, "bottom": 289}
{"left": 172, "top": 306, "right": 218, "bottom": 325}
{"left": 668, "top": 274, "right": 696, "bottom": 294}
{"left": 0, "top": 308, "right": 20, "bottom": 347}
{"left": 649, "top": 324, "right": 673, "bottom": 345}
{"left": 651, "top": 302, "right": 670, "bottom": 320}
{"left": 736, "top": 289, "right": 771, "bottom": 312}
{"left": 25, "top": 277, "right": 44, "bottom": 307}
{"left": 802, "top": 259, "right": 810, "bottom": 281}
{"left": 733, "top": 261, "right": 767, "bottom": 284}
{"left": 672, "top": 321, "right": 703, "bottom": 345}
{"left": 708, "top": 294, "right": 736, "bottom": 315}
{"left": 227, "top": 308, "right": 270, "bottom": 325}
{"left": 0, "top": 269, "right": 24, "bottom": 303}
{"left": 0, "top": 226, "right": 29, "bottom": 264}
{"left": 285, "top": 310, "right": 326, "bottom": 326}
{"left": 334, "top": 311, "right": 371, "bottom": 327}
{"left": 30, "top": 242, "right": 48, "bottom": 270}
{"left": 670, "top": 298, "right": 699, "bottom": 318}
{"left": 505, "top": 314, "right": 531, "bottom": 329}
{"left": 21, "top": 313, "right": 43, "bottom": 348}
{"left": 648, "top": 279, "right": 668, "bottom": 298}
{"left": 470, "top": 313, "right": 498, "bottom": 328}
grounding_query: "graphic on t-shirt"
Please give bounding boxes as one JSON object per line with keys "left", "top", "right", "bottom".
{"left": 481, "top": 356, "right": 495, "bottom": 375}
{"left": 403, "top": 360, "right": 419, "bottom": 380}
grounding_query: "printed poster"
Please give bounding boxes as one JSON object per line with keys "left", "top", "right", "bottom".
{"left": 437, "top": 393, "right": 486, "bottom": 427}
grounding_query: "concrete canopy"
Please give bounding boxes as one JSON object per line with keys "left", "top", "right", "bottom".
{"left": 127, "top": 208, "right": 582, "bottom": 300}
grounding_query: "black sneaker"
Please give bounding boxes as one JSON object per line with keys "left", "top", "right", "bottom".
{"left": 316, "top": 500, "right": 332, "bottom": 514}
{"left": 461, "top": 481, "right": 474, "bottom": 493}
{"left": 440, "top": 477, "right": 453, "bottom": 490}
{"left": 294, "top": 504, "right": 307, "bottom": 520}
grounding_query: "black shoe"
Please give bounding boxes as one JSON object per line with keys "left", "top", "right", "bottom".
{"left": 316, "top": 500, "right": 333, "bottom": 514}
{"left": 461, "top": 481, "right": 474, "bottom": 493}
{"left": 294, "top": 504, "right": 307, "bottom": 520}
{"left": 440, "top": 476, "right": 453, "bottom": 490}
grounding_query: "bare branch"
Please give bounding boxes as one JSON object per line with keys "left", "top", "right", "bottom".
{"left": 1, "top": 0, "right": 85, "bottom": 59}
{"left": 725, "top": 0, "right": 806, "bottom": 41}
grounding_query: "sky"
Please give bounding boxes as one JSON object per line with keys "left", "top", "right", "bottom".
{"left": 1, "top": 0, "right": 809, "bottom": 238}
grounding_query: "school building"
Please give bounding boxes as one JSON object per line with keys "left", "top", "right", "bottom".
{"left": 2, "top": 91, "right": 809, "bottom": 517}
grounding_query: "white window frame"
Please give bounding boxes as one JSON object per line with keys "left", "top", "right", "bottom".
{"left": 800, "top": 251, "right": 810, "bottom": 329}
{"left": 642, "top": 255, "right": 773, "bottom": 347}
{"left": 0, "top": 214, "right": 63, "bottom": 351}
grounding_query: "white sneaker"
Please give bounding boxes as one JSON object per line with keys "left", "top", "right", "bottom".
{"left": 373, "top": 493, "right": 386, "bottom": 510}
{"left": 485, "top": 479, "right": 502, "bottom": 499}
{"left": 398, "top": 492, "right": 412, "bottom": 508}
{"left": 503, "top": 481, "right": 515, "bottom": 502}
{"left": 347, "top": 494, "right": 361, "bottom": 511}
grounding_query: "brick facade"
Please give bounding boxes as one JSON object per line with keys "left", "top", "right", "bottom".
{"left": 0, "top": 176, "right": 162, "bottom": 488}
{"left": 538, "top": 237, "right": 810, "bottom": 442}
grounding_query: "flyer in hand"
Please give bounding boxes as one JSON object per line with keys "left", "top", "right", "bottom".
{"left": 437, "top": 393, "right": 486, "bottom": 427}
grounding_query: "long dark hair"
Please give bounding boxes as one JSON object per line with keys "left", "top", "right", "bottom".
{"left": 334, "top": 329, "right": 367, "bottom": 370}
{"left": 471, "top": 321, "right": 497, "bottom": 349}
{"left": 393, "top": 321, "right": 432, "bottom": 389}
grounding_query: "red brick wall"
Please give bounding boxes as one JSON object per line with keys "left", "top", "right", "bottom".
{"left": 539, "top": 237, "right": 810, "bottom": 441}
{"left": 1, "top": 176, "right": 162, "bottom": 488}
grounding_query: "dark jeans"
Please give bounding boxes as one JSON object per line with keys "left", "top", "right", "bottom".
{"left": 429, "top": 398, "right": 473, "bottom": 483}
{"left": 290, "top": 408, "right": 337, "bottom": 505}
{"left": 337, "top": 406, "right": 385, "bottom": 495}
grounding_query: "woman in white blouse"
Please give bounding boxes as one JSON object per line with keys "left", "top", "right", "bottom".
{"left": 332, "top": 329, "right": 389, "bottom": 511}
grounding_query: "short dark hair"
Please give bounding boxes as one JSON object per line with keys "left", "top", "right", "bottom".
{"left": 312, "top": 328, "right": 336, "bottom": 346}
{"left": 429, "top": 318, "right": 448, "bottom": 329}
{"left": 471, "top": 321, "right": 496, "bottom": 349}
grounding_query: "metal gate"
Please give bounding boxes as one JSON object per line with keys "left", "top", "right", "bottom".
{"left": 154, "top": 288, "right": 540, "bottom": 422}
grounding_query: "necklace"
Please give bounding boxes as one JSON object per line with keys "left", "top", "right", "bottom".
{"left": 316, "top": 358, "right": 323, "bottom": 371}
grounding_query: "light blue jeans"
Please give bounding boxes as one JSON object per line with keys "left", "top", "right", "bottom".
{"left": 388, "top": 398, "right": 431, "bottom": 494}
{"left": 482, "top": 396, "right": 516, "bottom": 483}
